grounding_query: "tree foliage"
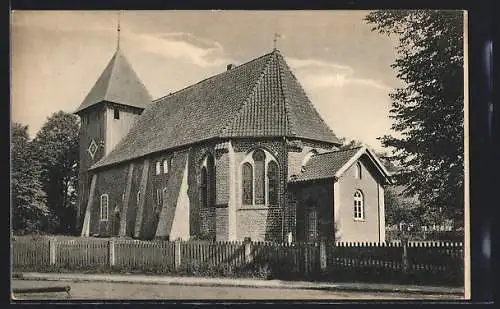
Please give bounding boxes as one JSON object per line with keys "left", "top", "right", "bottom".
{"left": 31, "top": 111, "right": 80, "bottom": 235}
{"left": 11, "top": 123, "right": 49, "bottom": 234}
{"left": 365, "top": 10, "right": 464, "bottom": 228}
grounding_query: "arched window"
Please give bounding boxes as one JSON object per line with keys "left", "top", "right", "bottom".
{"left": 200, "top": 166, "right": 208, "bottom": 207}
{"left": 268, "top": 160, "right": 279, "bottom": 205}
{"left": 241, "top": 148, "right": 279, "bottom": 206}
{"left": 355, "top": 162, "right": 362, "bottom": 179}
{"left": 136, "top": 190, "right": 141, "bottom": 206}
{"left": 353, "top": 190, "right": 364, "bottom": 220}
{"left": 100, "top": 194, "right": 109, "bottom": 221}
{"left": 242, "top": 162, "right": 253, "bottom": 205}
{"left": 155, "top": 161, "right": 161, "bottom": 175}
{"left": 301, "top": 149, "right": 318, "bottom": 171}
{"left": 200, "top": 154, "right": 215, "bottom": 208}
{"left": 253, "top": 150, "right": 266, "bottom": 204}
{"left": 163, "top": 159, "right": 169, "bottom": 174}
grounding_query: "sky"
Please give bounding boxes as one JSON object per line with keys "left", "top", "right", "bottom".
{"left": 11, "top": 10, "right": 403, "bottom": 152}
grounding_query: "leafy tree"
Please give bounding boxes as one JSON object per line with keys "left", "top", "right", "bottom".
{"left": 337, "top": 137, "right": 363, "bottom": 150}
{"left": 365, "top": 10, "right": 464, "bottom": 229}
{"left": 32, "top": 111, "right": 80, "bottom": 235}
{"left": 11, "top": 123, "right": 49, "bottom": 234}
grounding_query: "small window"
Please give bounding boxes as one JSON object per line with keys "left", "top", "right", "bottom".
{"left": 355, "top": 162, "right": 362, "bottom": 179}
{"left": 100, "top": 194, "right": 109, "bottom": 221}
{"left": 155, "top": 161, "right": 161, "bottom": 175}
{"left": 156, "top": 188, "right": 162, "bottom": 206}
{"left": 353, "top": 190, "right": 364, "bottom": 220}
{"left": 163, "top": 159, "right": 169, "bottom": 174}
{"left": 137, "top": 190, "right": 141, "bottom": 206}
{"left": 114, "top": 108, "right": 120, "bottom": 120}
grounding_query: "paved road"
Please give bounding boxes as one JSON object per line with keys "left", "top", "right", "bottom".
{"left": 11, "top": 280, "right": 461, "bottom": 300}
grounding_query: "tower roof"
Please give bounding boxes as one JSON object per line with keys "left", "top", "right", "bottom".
{"left": 74, "top": 49, "right": 152, "bottom": 114}
{"left": 91, "top": 50, "right": 340, "bottom": 170}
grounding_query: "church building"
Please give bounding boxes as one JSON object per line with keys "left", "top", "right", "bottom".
{"left": 75, "top": 42, "right": 392, "bottom": 243}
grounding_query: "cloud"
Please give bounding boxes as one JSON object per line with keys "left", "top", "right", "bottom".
{"left": 286, "top": 57, "right": 390, "bottom": 91}
{"left": 126, "top": 31, "right": 235, "bottom": 68}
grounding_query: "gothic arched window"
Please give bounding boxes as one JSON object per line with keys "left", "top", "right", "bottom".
{"left": 268, "top": 160, "right": 279, "bottom": 205}
{"left": 353, "top": 190, "right": 364, "bottom": 220}
{"left": 200, "top": 154, "right": 215, "bottom": 208}
{"left": 253, "top": 150, "right": 266, "bottom": 204}
{"left": 242, "top": 162, "right": 253, "bottom": 205}
{"left": 100, "top": 194, "right": 109, "bottom": 221}
{"left": 241, "top": 149, "right": 279, "bottom": 206}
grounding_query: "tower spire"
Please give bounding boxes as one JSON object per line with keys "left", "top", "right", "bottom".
{"left": 116, "top": 11, "right": 121, "bottom": 50}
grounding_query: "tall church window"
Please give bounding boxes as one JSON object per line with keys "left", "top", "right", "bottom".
{"left": 354, "top": 190, "right": 364, "bottom": 220}
{"left": 200, "top": 166, "right": 208, "bottom": 207}
{"left": 268, "top": 160, "right": 279, "bottom": 205}
{"left": 241, "top": 148, "right": 279, "bottom": 206}
{"left": 242, "top": 163, "right": 253, "bottom": 204}
{"left": 137, "top": 190, "right": 141, "bottom": 206}
{"left": 100, "top": 194, "right": 109, "bottom": 221}
{"left": 200, "top": 153, "right": 215, "bottom": 208}
{"left": 253, "top": 150, "right": 266, "bottom": 204}
{"left": 114, "top": 108, "right": 120, "bottom": 120}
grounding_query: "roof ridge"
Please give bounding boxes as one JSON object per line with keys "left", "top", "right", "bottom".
{"left": 103, "top": 50, "right": 120, "bottom": 101}
{"left": 276, "top": 52, "right": 297, "bottom": 137}
{"left": 315, "top": 146, "right": 364, "bottom": 156}
{"left": 153, "top": 51, "right": 276, "bottom": 104}
{"left": 218, "top": 53, "right": 275, "bottom": 136}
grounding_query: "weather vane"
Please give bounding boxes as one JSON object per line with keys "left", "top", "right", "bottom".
{"left": 273, "top": 33, "right": 281, "bottom": 50}
{"left": 116, "top": 11, "right": 121, "bottom": 50}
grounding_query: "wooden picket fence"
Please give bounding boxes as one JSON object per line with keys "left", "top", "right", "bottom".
{"left": 11, "top": 236, "right": 464, "bottom": 286}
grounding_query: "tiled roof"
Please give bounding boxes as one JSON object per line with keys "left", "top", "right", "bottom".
{"left": 290, "top": 147, "right": 363, "bottom": 183}
{"left": 74, "top": 49, "right": 152, "bottom": 114}
{"left": 91, "top": 50, "right": 340, "bottom": 170}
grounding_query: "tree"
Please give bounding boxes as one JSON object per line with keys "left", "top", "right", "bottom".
{"left": 337, "top": 137, "right": 363, "bottom": 150}
{"left": 11, "top": 123, "right": 49, "bottom": 234}
{"left": 32, "top": 111, "right": 80, "bottom": 235}
{"left": 365, "top": 11, "right": 464, "bottom": 229}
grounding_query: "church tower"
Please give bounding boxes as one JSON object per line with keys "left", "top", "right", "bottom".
{"left": 74, "top": 15, "right": 152, "bottom": 231}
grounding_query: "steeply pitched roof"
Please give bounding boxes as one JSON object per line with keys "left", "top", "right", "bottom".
{"left": 290, "top": 145, "right": 393, "bottom": 184}
{"left": 91, "top": 50, "right": 340, "bottom": 170}
{"left": 74, "top": 49, "right": 152, "bottom": 114}
{"left": 291, "top": 147, "right": 362, "bottom": 183}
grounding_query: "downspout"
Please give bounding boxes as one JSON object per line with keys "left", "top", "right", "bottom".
{"left": 281, "top": 136, "right": 286, "bottom": 242}
{"left": 377, "top": 180, "right": 381, "bottom": 242}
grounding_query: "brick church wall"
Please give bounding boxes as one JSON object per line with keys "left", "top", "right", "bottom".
{"left": 232, "top": 138, "right": 287, "bottom": 242}
{"left": 90, "top": 164, "right": 128, "bottom": 237}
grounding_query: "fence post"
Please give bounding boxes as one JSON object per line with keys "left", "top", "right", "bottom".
{"left": 175, "top": 239, "right": 182, "bottom": 270}
{"left": 304, "top": 244, "right": 309, "bottom": 275}
{"left": 402, "top": 239, "right": 409, "bottom": 274}
{"left": 244, "top": 237, "right": 253, "bottom": 264}
{"left": 320, "top": 240, "right": 327, "bottom": 271}
{"left": 109, "top": 239, "right": 116, "bottom": 267}
{"left": 49, "top": 238, "right": 56, "bottom": 265}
